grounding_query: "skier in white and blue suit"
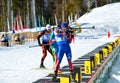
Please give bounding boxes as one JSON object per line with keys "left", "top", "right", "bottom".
{"left": 52, "top": 22, "right": 74, "bottom": 80}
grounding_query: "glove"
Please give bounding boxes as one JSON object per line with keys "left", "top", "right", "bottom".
{"left": 49, "top": 40, "right": 52, "bottom": 45}
{"left": 39, "top": 44, "right": 42, "bottom": 47}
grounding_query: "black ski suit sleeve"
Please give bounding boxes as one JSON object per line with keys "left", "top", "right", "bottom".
{"left": 37, "top": 31, "right": 45, "bottom": 46}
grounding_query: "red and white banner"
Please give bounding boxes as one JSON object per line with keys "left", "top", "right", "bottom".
{"left": 19, "top": 16, "right": 23, "bottom": 31}
{"left": 15, "top": 16, "right": 19, "bottom": 31}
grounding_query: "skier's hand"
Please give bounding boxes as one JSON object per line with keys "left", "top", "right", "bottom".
{"left": 39, "top": 44, "right": 42, "bottom": 47}
{"left": 49, "top": 40, "right": 52, "bottom": 45}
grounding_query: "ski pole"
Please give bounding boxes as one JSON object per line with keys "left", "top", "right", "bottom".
{"left": 29, "top": 44, "right": 50, "bottom": 48}
{"left": 29, "top": 45, "right": 39, "bottom": 48}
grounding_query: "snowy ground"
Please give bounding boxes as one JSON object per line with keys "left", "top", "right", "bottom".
{"left": 0, "top": 2, "right": 120, "bottom": 83}
{"left": 0, "top": 36, "right": 116, "bottom": 83}
{"left": 0, "top": 35, "right": 118, "bottom": 83}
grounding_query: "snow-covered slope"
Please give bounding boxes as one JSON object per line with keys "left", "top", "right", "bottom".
{"left": 0, "top": 2, "right": 120, "bottom": 83}
{"left": 77, "top": 3, "right": 120, "bottom": 23}
{"left": 77, "top": 2, "right": 120, "bottom": 36}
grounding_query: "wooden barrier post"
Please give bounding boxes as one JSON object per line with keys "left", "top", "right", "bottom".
{"left": 116, "top": 38, "right": 120, "bottom": 45}
{"left": 90, "top": 56, "right": 95, "bottom": 68}
{"left": 99, "top": 50, "right": 103, "bottom": 61}
{"left": 84, "top": 60, "right": 92, "bottom": 75}
{"left": 105, "top": 46, "right": 109, "bottom": 54}
{"left": 73, "top": 66, "right": 82, "bottom": 82}
{"left": 109, "top": 43, "right": 114, "bottom": 50}
{"left": 113, "top": 41, "right": 117, "bottom": 47}
{"left": 102, "top": 48, "right": 108, "bottom": 58}
{"left": 94, "top": 53, "right": 100, "bottom": 66}
{"left": 108, "top": 45, "right": 112, "bottom": 53}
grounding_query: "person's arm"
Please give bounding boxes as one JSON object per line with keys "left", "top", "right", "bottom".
{"left": 0, "top": 36, "right": 4, "bottom": 41}
{"left": 49, "top": 32, "right": 54, "bottom": 45}
{"left": 37, "top": 31, "right": 45, "bottom": 46}
{"left": 66, "top": 30, "right": 72, "bottom": 43}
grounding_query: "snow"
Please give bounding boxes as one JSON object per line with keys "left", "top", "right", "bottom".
{"left": 77, "top": 3, "right": 120, "bottom": 23}
{"left": 77, "top": 2, "right": 120, "bottom": 36}
{"left": 0, "top": 2, "right": 120, "bottom": 83}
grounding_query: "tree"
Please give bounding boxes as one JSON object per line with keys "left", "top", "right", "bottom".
{"left": 0, "top": 0, "right": 7, "bottom": 32}
{"left": 65, "top": 0, "right": 83, "bottom": 23}
{"left": 0, "top": 0, "right": 119, "bottom": 32}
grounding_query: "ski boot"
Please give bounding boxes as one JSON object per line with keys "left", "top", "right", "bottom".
{"left": 52, "top": 71, "right": 58, "bottom": 81}
{"left": 69, "top": 70, "right": 74, "bottom": 81}
{"left": 40, "top": 63, "right": 45, "bottom": 68}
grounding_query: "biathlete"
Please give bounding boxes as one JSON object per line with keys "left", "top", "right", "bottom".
{"left": 52, "top": 22, "right": 74, "bottom": 80}
{"left": 37, "top": 24, "right": 55, "bottom": 68}
{"left": 49, "top": 26, "right": 59, "bottom": 66}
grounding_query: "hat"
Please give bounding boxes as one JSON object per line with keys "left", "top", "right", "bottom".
{"left": 46, "top": 24, "right": 51, "bottom": 29}
{"left": 61, "top": 22, "right": 68, "bottom": 28}
{"left": 55, "top": 26, "right": 60, "bottom": 30}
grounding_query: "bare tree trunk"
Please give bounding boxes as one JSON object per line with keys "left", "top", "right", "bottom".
{"left": 87, "top": 0, "right": 91, "bottom": 12}
{"left": 95, "top": 0, "right": 97, "bottom": 7}
{"left": 106, "top": 0, "right": 109, "bottom": 4}
{"left": 31, "top": 0, "right": 37, "bottom": 28}
{"left": 56, "top": 0, "right": 58, "bottom": 25}
{"left": 7, "top": 0, "right": 11, "bottom": 31}
{"left": 2, "top": 0, "right": 6, "bottom": 32}
{"left": 30, "top": 1, "right": 33, "bottom": 28}
{"left": 55, "top": 14, "right": 58, "bottom": 26}
{"left": 62, "top": 0, "right": 65, "bottom": 22}
{"left": 11, "top": 0, "right": 14, "bottom": 31}
{"left": 71, "top": 13, "right": 73, "bottom": 23}
{"left": 64, "top": 0, "right": 67, "bottom": 22}
{"left": 26, "top": 0, "right": 30, "bottom": 29}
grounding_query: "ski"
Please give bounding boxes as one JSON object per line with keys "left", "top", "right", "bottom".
{"left": 32, "top": 67, "right": 52, "bottom": 70}
{"left": 29, "top": 45, "right": 39, "bottom": 48}
{"left": 29, "top": 44, "right": 50, "bottom": 48}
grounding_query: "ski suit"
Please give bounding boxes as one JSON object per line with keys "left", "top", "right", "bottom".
{"left": 1, "top": 34, "right": 9, "bottom": 46}
{"left": 50, "top": 31, "right": 59, "bottom": 65}
{"left": 54, "top": 30, "right": 73, "bottom": 72}
{"left": 50, "top": 31, "right": 58, "bottom": 55}
{"left": 37, "top": 29, "right": 55, "bottom": 67}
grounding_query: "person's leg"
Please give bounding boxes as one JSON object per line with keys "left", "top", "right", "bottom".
{"left": 54, "top": 45, "right": 58, "bottom": 63}
{"left": 65, "top": 45, "right": 73, "bottom": 71}
{"left": 6, "top": 41, "right": 9, "bottom": 47}
{"left": 51, "top": 45, "right": 59, "bottom": 66}
{"left": 52, "top": 47, "right": 58, "bottom": 66}
{"left": 47, "top": 45, "right": 55, "bottom": 65}
{"left": 54, "top": 45, "right": 64, "bottom": 71}
{"left": 53, "top": 45, "right": 64, "bottom": 80}
{"left": 65, "top": 45, "right": 74, "bottom": 79}
{"left": 1, "top": 41, "right": 5, "bottom": 46}
{"left": 40, "top": 45, "right": 47, "bottom": 68}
